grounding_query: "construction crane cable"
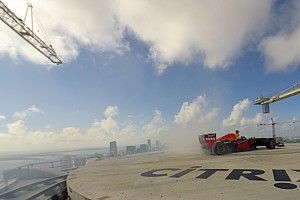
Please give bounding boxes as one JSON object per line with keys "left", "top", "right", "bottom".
{"left": 30, "top": 3, "right": 33, "bottom": 31}
{"left": 23, "top": 3, "right": 29, "bottom": 22}
{"left": 0, "top": 0, "right": 62, "bottom": 64}
{"left": 33, "top": 10, "right": 51, "bottom": 45}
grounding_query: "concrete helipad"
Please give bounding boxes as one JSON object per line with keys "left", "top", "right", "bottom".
{"left": 67, "top": 144, "right": 300, "bottom": 200}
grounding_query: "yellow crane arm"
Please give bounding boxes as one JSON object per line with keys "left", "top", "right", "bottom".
{"left": 255, "top": 82, "right": 300, "bottom": 113}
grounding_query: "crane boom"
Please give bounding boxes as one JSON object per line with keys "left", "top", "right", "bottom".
{"left": 255, "top": 82, "right": 300, "bottom": 113}
{"left": 0, "top": 1, "right": 62, "bottom": 65}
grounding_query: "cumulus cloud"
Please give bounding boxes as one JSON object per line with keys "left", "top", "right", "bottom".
{"left": 13, "top": 105, "right": 41, "bottom": 119}
{"left": 223, "top": 98, "right": 251, "bottom": 127}
{"left": 7, "top": 120, "right": 27, "bottom": 135}
{"left": 0, "top": 100, "right": 268, "bottom": 153}
{"left": 0, "top": 105, "right": 171, "bottom": 153}
{"left": 241, "top": 113, "right": 264, "bottom": 126}
{"left": 0, "top": 0, "right": 127, "bottom": 65}
{"left": 174, "top": 95, "right": 206, "bottom": 124}
{"left": 143, "top": 110, "right": 167, "bottom": 138}
{"left": 104, "top": 106, "right": 118, "bottom": 118}
{"left": 115, "top": 0, "right": 272, "bottom": 73}
{"left": 259, "top": 1, "right": 300, "bottom": 72}
{"left": 259, "top": 27, "right": 300, "bottom": 72}
{"left": 88, "top": 111, "right": 120, "bottom": 140}
{"left": 0, "top": 124, "right": 88, "bottom": 152}
{"left": 0, "top": 115, "right": 6, "bottom": 120}
{"left": 222, "top": 99, "right": 269, "bottom": 129}
{"left": 91, "top": 106, "right": 119, "bottom": 139}
{"left": 0, "top": 0, "right": 272, "bottom": 73}
{"left": 93, "top": 116, "right": 119, "bottom": 137}
{"left": 89, "top": 107, "right": 167, "bottom": 144}
{"left": 0, "top": 106, "right": 120, "bottom": 152}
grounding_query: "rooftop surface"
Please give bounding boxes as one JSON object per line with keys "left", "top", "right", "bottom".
{"left": 67, "top": 144, "right": 300, "bottom": 200}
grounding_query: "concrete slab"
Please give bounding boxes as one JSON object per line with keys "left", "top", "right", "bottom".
{"left": 67, "top": 144, "right": 300, "bottom": 200}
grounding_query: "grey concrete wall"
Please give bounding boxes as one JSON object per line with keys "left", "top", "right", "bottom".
{"left": 68, "top": 185, "right": 91, "bottom": 200}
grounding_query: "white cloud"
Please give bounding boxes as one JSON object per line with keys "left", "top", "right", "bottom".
{"left": 223, "top": 98, "right": 251, "bottom": 127}
{"left": 174, "top": 95, "right": 206, "bottom": 125}
{"left": 0, "top": 0, "right": 272, "bottom": 73}
{"left": 97, "top": 117, "right": 119, "bottom": 136}
{"left": 143, "top": 110, "right": 167, "bottom": 138}
{"left": 0, "top": 115, "right": 5, "bottom": 120}
{"left": 114, "top": 0, "right": 272, "bottom": 73}
{"left": 0, "top": 106, "right": 170, "bottom": 153}
{"left": 222, "top": 99, "right": 269, "bottom": 131}
{"left": 0, "top": 123, "right": 87, "bottom": 152}
{"left": 259, "top": 27, "right": 300, "bottom": 72}
{"left": 241, "top": 113, "right": 264, "bottom": 126}
{"left": 7, "top": 120, "right": 27, "bottom": 135}
{"left": 104, "top": 106, "right": 118, "bottom": 118}
{"left": 0, "top": 102, "right": 273, "bottom": 153}
{"left": 90, "top": 107, "right": 167, "bottom": 144}
{"left": 13, "top": 105, "right": 41, "bottom": 119}
{"left": 200, "top": 107, "right": 221, "bottom": 123}
{"left": 92, "top": 106, "right": 120, "bottom": 139}
{"left": 0, "top": 0, "right": 127, "bottom": 65}
{"left": 259, "top": 1, "right": 300, "bottom": 72}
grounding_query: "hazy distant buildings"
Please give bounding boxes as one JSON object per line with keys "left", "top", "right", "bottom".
{"left": 111, "top": 139, "right": 162, "bottom": 156}
{"left": 138, "top": 144, "right": 147, "bottom": 153}
{"left": 110, "top": 141, "right": 118, "bottom": 157}
{"left": 284, "top": 137, "right": 300, "bottom": 143}
{"left": 126, "top": 146, "right": 136, "bottom": 155}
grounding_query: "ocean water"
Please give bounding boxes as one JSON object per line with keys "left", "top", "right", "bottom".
{"left": 0, "top": 147, "right": 109, "bottom": 181}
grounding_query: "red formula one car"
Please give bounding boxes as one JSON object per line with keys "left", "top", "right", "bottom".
{"left": 199, "top": 132, "right": 277, "bottom": 155}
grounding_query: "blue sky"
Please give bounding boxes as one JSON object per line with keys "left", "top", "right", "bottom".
{"left": 0, "top": 40, "right": 298, "bottom": 130}
{"left": 0, "top": 0, "right": 300, "bottom": 152}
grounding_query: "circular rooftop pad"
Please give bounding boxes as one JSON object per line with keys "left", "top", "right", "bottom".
{"left": 67, "top": 144, "right": 300, "bottom": 200}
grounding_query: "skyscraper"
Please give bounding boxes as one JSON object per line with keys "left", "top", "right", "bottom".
{"left": 110, "top": 141, "right": 117, "bottom": 157}
{"left": 147, "top": 139, "right": 151, "bottom": 151}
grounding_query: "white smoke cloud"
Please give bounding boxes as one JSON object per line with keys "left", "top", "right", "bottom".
{"left": 174, "top": 95, "right": 206, "bottom": 125}
{"left": 200, "top": 107, "right": 221, "bottom": 123}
